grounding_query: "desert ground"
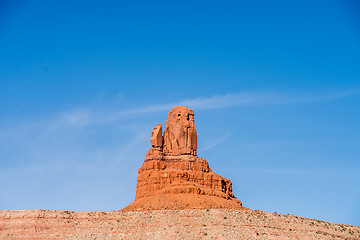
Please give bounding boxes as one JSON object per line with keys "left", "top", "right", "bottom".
{"left": 1, "top": 208, "right": 359, "bottom": 239}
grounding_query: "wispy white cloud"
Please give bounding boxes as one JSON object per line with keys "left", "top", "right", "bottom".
{"left": 1, "top": 88, "right": 359, "bottom": 133}
{"left": 58, "top": 109, "right": 91, "bottom": 127}
{"left": 120, "top": 103, "right": 175, "bottom": 115}
{"left": 200, "top": 133, "right": 231, "bottom": 152}
{"left": 221, "top": 166, "right": 360, "bottom": 175}
{"left": 26, "top": 88, "right": 357, "bottom": 131}
{"left": 109, "top": 88, "right": 360, "bottom": 118}
{"left": 178, "top": 88, "right": 360, "bottom": 110}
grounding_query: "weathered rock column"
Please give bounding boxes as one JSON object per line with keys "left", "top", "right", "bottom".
{"left": 123, "top": 106, "right": 245, "bottom": 211}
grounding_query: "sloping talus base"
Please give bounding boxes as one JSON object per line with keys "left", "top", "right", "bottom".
{"left": 122, "top": 194, "right": 248, "bottom": 211}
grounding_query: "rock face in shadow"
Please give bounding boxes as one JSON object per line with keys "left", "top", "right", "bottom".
{"left": 123, "top": 106, "right": 245, "bottom": 211}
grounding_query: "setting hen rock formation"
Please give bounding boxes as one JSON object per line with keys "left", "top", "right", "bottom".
{"left": 123, "top": 106, "right": 246, "bottom": 211}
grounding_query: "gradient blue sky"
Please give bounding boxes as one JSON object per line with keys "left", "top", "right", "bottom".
{"left": 1, "top": 0, "right": 360, "bottom": 226}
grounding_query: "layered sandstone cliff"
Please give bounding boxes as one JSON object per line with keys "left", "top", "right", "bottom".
{"left": 123, "top": 106, "right": 245, "bottom": 211}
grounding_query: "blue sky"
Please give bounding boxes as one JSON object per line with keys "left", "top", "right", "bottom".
{"left": 1, "top": 0, "right": 360, "bottom": 226}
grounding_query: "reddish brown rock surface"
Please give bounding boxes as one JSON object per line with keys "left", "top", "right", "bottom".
{"left": 163, "top": 106, "right": 197, "bottom": 155}
{"left": 123, "top": 106, "right": 245, "bottom": 211}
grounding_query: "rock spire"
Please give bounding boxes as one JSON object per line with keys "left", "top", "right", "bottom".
{"left": 123, "top": 106, "right": 245, "bottom": 211}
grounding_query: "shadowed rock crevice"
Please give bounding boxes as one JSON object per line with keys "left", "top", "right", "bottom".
{"left": 123, "top": 106, "right": 245, "bottom": 211}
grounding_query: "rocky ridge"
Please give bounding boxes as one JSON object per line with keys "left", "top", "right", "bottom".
{"left": 1, "top": 209, "right": 359, "bottom": 239}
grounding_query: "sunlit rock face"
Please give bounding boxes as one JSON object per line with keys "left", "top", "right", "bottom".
{"left": 123, "top": 106, "right": 245, "bottom": 211}
{"left": 163, "top": 106, "right": 197, "bottom": 156}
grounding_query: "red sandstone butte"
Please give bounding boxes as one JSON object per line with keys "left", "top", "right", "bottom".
{"left": 123, "top": 106, "right": 247, "bottom": 211}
